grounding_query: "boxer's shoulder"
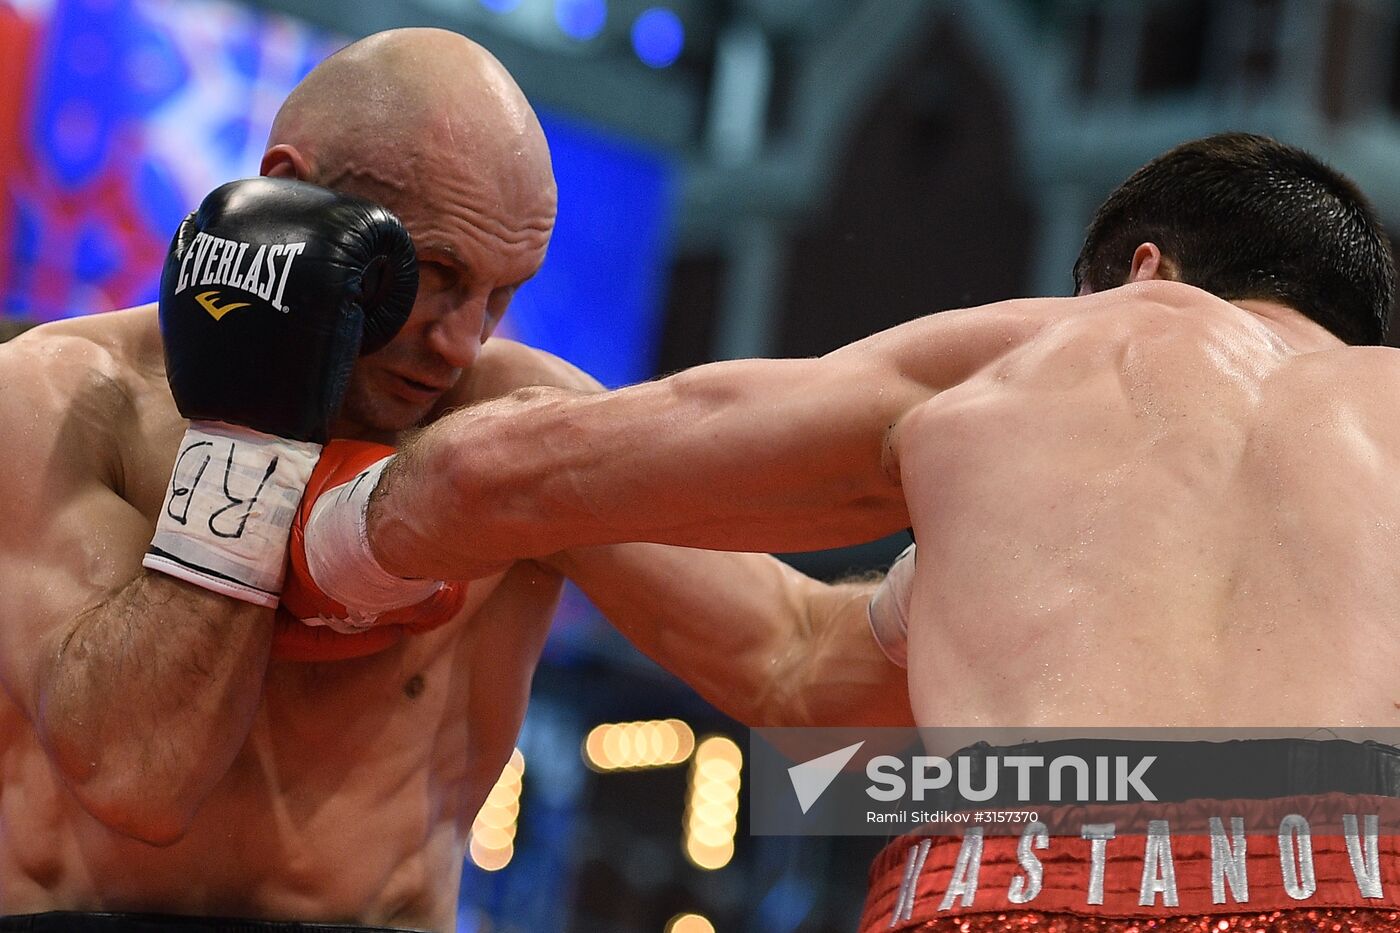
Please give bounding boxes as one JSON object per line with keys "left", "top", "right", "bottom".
{"left": 0, "top": 305, "right": 162, "bottom": 402}
{"left": 1269, "top": 345, "right": 1400, "bottom": 445}
{"left": 985, "top": 283, "right": 1256, "bottom": 372}
{"left": 1080, "top": 280, "right": 1270, "bottom": 341}
{"left": 1, "top": 319, "right": 117, "bottom": 383}
{"left": 0, "top": 306, "right": 161, "bottom": 493}
{"left": 1290, "top": 343, "right": 1400, "bottom": 386}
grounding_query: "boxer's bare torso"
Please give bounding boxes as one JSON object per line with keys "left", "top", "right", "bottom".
{"left": 0, "top": 306, "right": 562, "bottom": 930}
{"left": 896, "top": 280, "right": 1400, "bottom": 728}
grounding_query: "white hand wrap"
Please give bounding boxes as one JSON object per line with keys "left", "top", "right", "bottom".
{"left": 300, "top": 454, "right": 444, "bottom": 632}
{"left": 867, "top": 543, "right": 915, "bottom": 669}
{"left": 144, "top": 422, "right": 320, "bottom": 606}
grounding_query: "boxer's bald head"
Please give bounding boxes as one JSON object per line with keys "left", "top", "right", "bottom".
{"left": 264, "top": 28, "right": 557, "bottom": 435}
{"left": 266, "top": 28, "right": 555, "bottom": 216}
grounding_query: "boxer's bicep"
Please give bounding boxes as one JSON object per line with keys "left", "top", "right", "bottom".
{"left": 551, "top": 543, "right": 914, "bottom": 726}
{"left": 0, "top": 420, "right": 149, "bottom": 724}
{"left": 549, "top": 298, "right": 1055, "bottom": 552}
{"left": 0, "top": 350, "right": 270, "bottom": 841}
{"left": 570, "top": 354, "right": 914, "bottom": 548}
{"left": 781, "top": 580, "right": 917, "bottom": 727}
{"left": 671, "top": 352, "right": 916, "bottom": 543}
{"left": 547, "top": 544, "right": 814, "bottom": 719}
{"left": 379, "top": 357, "right": 911, "bottom": 575}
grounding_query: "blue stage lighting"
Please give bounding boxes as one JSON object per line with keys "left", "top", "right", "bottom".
{"left": 555, "top": 0, "right": 608, "bottom": 41}
{"left": 632, "top": 7, "right": 684, "bottom": 69}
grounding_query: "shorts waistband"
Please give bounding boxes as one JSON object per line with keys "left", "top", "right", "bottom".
{"left": 0, "top": 913, "right": 425, "bottom": 933}
{"left": 926, "top": 737, "right": 1400, "bottom": 809}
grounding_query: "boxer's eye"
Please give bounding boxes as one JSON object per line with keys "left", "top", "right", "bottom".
{"left": 418, "top": 261, "right": 455, "bottom": 293}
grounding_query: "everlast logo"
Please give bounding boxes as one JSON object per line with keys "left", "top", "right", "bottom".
{"left": 174, "top": 232, "right": 306, "bottom": 316}
{"left": 194, "top": 292, "right": 248, "bottom": 321}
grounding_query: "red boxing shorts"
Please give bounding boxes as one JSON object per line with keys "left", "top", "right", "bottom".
{"left": 860, "top": 740, "right": 1400, "bottom": 932}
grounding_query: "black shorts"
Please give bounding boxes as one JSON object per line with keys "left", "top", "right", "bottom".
{"left": 0, "top": 913, "right": 425, "bottom": 933}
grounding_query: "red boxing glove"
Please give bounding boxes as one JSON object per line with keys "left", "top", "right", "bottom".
{"left": 273, "top": 440, "right": 467, "bottom": 662}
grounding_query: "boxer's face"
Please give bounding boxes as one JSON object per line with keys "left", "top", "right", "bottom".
{"left": 337, "top": 158, "right": 557, "bottom": 435}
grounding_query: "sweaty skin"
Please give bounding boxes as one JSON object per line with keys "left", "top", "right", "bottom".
{"left": 373, "top": 278, "right": 1400, "bottom": 730}
{"left": 0, "top": 315, "right": 549, "bottom": 928}
{"left": 0, "top": 28, "right": 903, "bottom": 931}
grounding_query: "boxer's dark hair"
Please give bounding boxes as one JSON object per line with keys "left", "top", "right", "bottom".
{"left": 1073, "top": 132, "right": 1395, "bottom": 345}
{"left": 0, "top": 317, "right": 38, "bottom": 344}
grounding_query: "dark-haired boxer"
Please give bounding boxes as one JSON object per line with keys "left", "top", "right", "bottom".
{"left": 0, "top": 27, "right": 907, "bottom": 933}
{"left": 0, "top": 317, "right": 37, "bottom": 343}
{"left": 298, "top": 133, "right": 1400, "bottom": 929}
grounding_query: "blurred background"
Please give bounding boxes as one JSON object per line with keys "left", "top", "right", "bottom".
{"left": 3, "top": 0, "right": 1400, "bottom": 929}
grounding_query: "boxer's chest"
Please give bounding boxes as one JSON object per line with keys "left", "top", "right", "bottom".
{"left": 252, "top": 569, "right": 538, "bottom": 774}
{"left": 115, "top": 369, "right": 547, "bottom": 799}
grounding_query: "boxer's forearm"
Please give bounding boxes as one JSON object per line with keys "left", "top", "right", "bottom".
{"left": 780, "top": 579, "right": 916, "bottom": 727}
{"left": 1, "top": 333, "right": 275, "bottom": 846}
{"left": 365, "top": 390, "right": 567, "bottom": 581}
{"left": 39, "top": 573, "right": 272, "bottom": 844}
{"left": 370, "top": 358, "right": 911, "bottom": 579}
{"left": 544, "top": 544, "right": 913, "bottom": 727}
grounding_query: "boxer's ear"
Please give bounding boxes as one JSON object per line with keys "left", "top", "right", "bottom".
{"left": 261, "top": 144, "right": 312, "bottom": 182}
{"left": 1127, "top": 242, "right": 1179, "bottom": 283}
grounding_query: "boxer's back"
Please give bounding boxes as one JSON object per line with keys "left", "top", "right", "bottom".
{"left": 897, "top": 281, "right": 1400, "bottom": 728}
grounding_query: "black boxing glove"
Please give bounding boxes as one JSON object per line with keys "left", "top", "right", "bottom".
{"left": 143, "top": 177, "right": 418, "bottom": 606}
{"left": 160, "top": 176, "right": 416, "bottom": 441}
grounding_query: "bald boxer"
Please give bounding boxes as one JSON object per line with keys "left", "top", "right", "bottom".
{"left": 0, "top": 27, "right": 905, "bottom": 933}
{"left": 308, "top": 133, "right": 1400, "bottom": 928}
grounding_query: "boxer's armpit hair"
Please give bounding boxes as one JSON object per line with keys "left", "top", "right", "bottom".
{"left": 831, "top": 568, "right": 883, "bottom": 587}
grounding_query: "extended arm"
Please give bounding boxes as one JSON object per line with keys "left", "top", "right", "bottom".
{"left": 371, "top": 352, "right": 915, "bottom": 580}
{"left": 447, "top": 341, "right": 913, "bottom": 725}
{"left": 546, "top": 544, "right": 913, "bottom": 727}
{"left": 368, "top": 299, "right": 1048, "bottom": 579}
{"left": 373, "top": 339, "right": 916, "bottom": 725}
